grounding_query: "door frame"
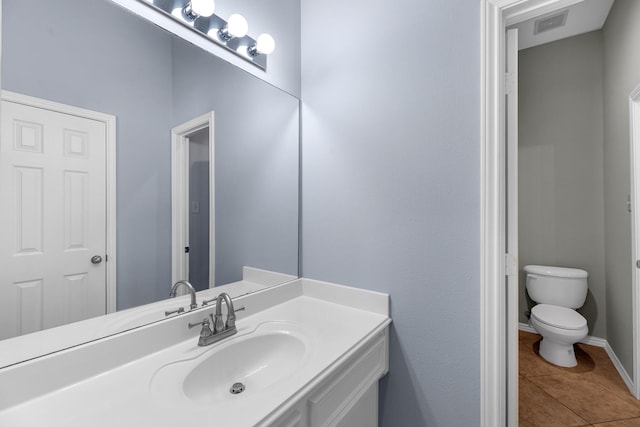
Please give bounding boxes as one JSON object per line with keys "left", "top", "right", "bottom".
{"left": 1, "top": 90, "right": 118, "bottom": 314}
{"left": 630, "top": 83, "right": 640, "bottom": 398}
{"left": 171, "top": 112, "right": 215, "bottom": 288}
{"left": 480, "top": 0, "right": 587, "bottom": 425}
{"left": 504, "top": 27, "right": 519, "bottom": 427}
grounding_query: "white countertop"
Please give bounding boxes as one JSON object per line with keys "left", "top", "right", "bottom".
{"left": 0, "top": 278, "right": 390, "bottom": 427}
{"left": 0, "top": 266, "right": 296, "bottom": 369}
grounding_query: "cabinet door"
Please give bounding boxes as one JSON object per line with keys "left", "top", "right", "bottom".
{"left": 273, "top": 407, "right": 304, "bottom": 427}
{"left": 308, "top": 333, "right": 386, "bottom": 427}
{"left": 335, "top": 383, "right": 378, "bottom": 427}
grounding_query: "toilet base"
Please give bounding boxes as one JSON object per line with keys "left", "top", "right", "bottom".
{"left": 539, "top": 338, "right": 577, "bottom": 367}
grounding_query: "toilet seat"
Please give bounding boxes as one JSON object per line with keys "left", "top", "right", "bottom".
{"left": 531, "top": 304, "right": 586, "bottom": 331}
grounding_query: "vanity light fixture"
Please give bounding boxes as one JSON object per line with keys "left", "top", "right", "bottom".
{"left": 142, "top": 0, "right": 275, "bottom": 70}
{"left": 218, "top": 14, "right": 249, "bottom": 41}
{"left": 182, "top": 0, "right": 215, "bottom": 21}
{"left": 248, "top": 33, "right": 276, "bottom": 57}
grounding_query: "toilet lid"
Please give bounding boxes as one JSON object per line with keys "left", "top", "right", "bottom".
{"left": 531, "top": 304, "right": 587, "bottom": 330}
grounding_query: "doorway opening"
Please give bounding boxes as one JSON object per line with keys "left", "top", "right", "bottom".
{"left": 482, "top": 0, "right": 640, "bottom": 425}
{"left": 171, "top": 112, "right": 215, "bottom": 292}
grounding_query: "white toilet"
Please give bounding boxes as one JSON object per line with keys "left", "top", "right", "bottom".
{"left": 524, "top": 265, "right": 589, "bottom": 368}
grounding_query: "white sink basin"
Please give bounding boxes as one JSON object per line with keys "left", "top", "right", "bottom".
{"left": 184, "top": 330, "right": 306, "bottom": 403}
{"left": 150, "top": 321, "right": 313, "bottom": 404}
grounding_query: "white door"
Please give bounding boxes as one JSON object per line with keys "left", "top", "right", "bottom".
{"left": 505, "top": 28, "right": 519, "bottom": 427}
{"left": 0, "top": 99, "right": 108, "bottom": 339}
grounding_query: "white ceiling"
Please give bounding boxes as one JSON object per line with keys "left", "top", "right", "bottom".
{"left": 508, "top": 0, "right": 614, "bottom": 50}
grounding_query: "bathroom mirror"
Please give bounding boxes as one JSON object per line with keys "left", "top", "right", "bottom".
{"left": 0, "top": 0, "right": 299, "bottom": 367}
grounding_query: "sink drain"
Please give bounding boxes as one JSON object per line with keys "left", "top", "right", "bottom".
{"left": 230, "top": 382, "right": 246, "bottom": 394}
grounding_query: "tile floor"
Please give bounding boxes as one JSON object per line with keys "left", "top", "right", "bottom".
{"left": 519, "top": 330, "right": 640, "bottom": 426}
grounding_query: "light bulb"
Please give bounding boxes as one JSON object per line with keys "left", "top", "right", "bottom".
{"left": 249, "top": 33, "right": 275, "bottom": 56}
{"left": 227, "top": 14, "right": 248, "bottom": 38}
{"left": 190, "top": 0, "right": 215, "bottom": 17}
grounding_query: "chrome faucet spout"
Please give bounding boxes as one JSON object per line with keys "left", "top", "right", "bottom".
{"left": 214, "top": 293, "right": 234, "bottom": 332}
{"left": 169, "top": 280, "right": 198, "bottom": 310}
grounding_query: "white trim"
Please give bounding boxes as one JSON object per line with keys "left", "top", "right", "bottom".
{"left": 518, "top": 322, "right": 536, "bottom": 334}
{"left": 605, "top": 340, "right": 636, "bottom": 394}
{"left": 518, "top": 322, "right": 635, "bottom": 393}
{"left": 505, "top": 27, "right": 519, "bottom": 427}
{"left": 518, "top": 322, "right": 605, "bottom": 346}
{"left": 503, "top": 0, "right": 586, "bottom": 26}
{"left": 630, "top": 83, "right": 640, "bottom": 399}
{"left": 171, "top": 112, "right": 216, "bottom": 289}
{"left": 481, "top": 1, "right": 509, "bottom": 425}
{"left": 0, "top": 90, "right": 118, "bottom": 314}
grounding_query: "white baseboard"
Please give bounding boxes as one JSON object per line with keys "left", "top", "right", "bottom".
{"left": 603, "top": 342, "right": 635, "bottom": 395}
{"left": 518, "top": 322, "right": 536, "bottom": 335}
{"left": 519, "top": 322, "right": 605, "bottom": 347}
{"left": 518, "top": 322, "right": 635, "bottom": 395}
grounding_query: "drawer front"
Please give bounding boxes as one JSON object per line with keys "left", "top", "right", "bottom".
{"left": 307, "top": 333, "right": 386, "bottom": 427}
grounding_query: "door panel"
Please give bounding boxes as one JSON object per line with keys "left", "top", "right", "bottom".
{"left": 0, "top": 100, "right": 107, "bottom": 339}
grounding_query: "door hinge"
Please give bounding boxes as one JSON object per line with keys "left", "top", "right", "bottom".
{"left": 185, "top": 246, "right": 190, "bottom": 253}
{"left": 505, "top": 72, "right": 516, "bottom": 96}
{"left": 505, "top": 253, "right": 518, "bottom": 277}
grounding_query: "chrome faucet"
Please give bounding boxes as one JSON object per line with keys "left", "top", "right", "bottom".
{"left": 213, "top": 293, "right": 236, "bottom": 332}
{"left": 188, "top": 292, "right": 245, "bottom": 346}
{"left": 169, "top": 280, "right": 198, "bottom": 310}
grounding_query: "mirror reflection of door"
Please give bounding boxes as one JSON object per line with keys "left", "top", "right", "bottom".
{"left": 188, "top": 128, "right": 210, "bottom": 291}
{"left": 0, "top": 94, "right": 115, "bottom": 339}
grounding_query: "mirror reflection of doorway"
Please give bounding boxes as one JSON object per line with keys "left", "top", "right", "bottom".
{"left": 171, "top": 112, "right": 215, "bottom": 294}
{"left": 188, "top": 128, "right": 210, "bottom": 291}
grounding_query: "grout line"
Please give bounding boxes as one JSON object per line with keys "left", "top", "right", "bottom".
{"left": 519, "top": 323, "right": 635, "bottom": 395}
{"left": 519, "top": 331, "right": 640, "bottom": 425}
{"left": 522, "top": 376, "right": 589, "bottom": 425}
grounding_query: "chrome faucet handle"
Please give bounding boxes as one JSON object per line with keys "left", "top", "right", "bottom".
{"left": 188, "top": 318, "right": 213, "bottom": 338}
{"left": 165, "top": 307, "right": 185, "bottom": 317}
{"left": 188, "top": 318, "right": 209, "bottom": 329}
{"left": 201, "top": 296, "right": 217, "bottom": 306}
{"left": 226, "top": 306, "right": 245, "bottom": 329}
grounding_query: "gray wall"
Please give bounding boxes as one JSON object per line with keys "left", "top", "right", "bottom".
{"left": 518, "top": 31, "right": 606, "bottom": 338}
{"left": 2, "top": 0, "right": 175, "bottom": 309}
{"left": 602, "top": 0, "right": 640, "bottom": 376}
{"left": 300, "top": 0, "right": 481, "bottom": 425}
{"left": 171, "top": 38, "right": 300, "bottom": 285}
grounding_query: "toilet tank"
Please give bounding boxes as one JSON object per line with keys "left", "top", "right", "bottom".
{"left": 524, "top": 265, "right": 588, "bottom": 309}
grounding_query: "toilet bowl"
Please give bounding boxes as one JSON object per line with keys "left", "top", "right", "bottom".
{"left": 524, "top": 265, "right": 589, "bottom": 367}
{"left": 529, "top": 304, "right": 588, "bottom": 367}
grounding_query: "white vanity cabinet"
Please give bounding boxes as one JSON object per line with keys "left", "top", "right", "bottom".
{"left": 270, "top": 328, "right": 388, "bottom": 427}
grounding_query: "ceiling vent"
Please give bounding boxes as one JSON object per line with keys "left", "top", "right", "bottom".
{"left": 533, "top": 10, "right": 569, "bottom": 35}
